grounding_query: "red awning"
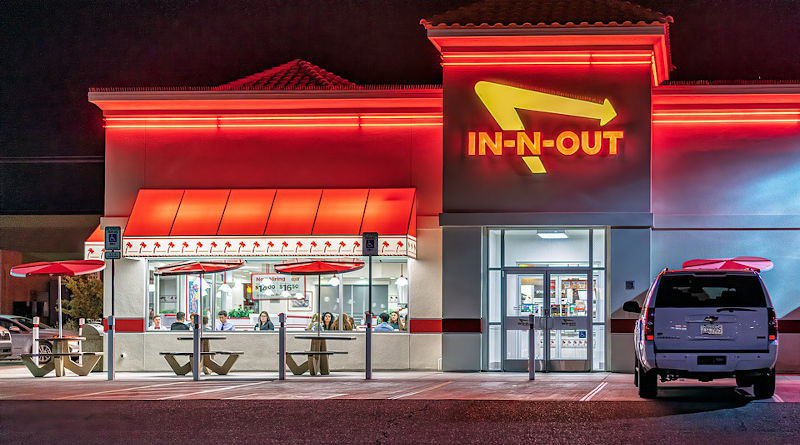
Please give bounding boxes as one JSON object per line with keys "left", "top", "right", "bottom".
{"left": 123, "top": 188, "right": 416, "bottom": 238}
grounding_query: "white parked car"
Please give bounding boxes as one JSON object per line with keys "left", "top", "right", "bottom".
{"left": 0, "top": 326, "right": 11, "bottom": 359}
{"left": 624, "top": 269, "right": 778, "bottom": 399}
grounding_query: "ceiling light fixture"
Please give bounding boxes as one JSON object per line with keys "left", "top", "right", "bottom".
{"left": 395, "top": 263, "right": 408, "bottom": 287}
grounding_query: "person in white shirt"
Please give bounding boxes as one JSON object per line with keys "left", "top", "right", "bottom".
{"left": 148, "top": 315, "right": 168, "bottom": 331}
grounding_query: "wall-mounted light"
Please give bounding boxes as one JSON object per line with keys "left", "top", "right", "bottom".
{"left": 219, "top": 283, "right": 232, "bottom": 293}
{"left": 537, "top": 230, "right": 568, "bottom": 239}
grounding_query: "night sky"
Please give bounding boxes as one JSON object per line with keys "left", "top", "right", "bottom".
{"left": 1, "top": 0, "right": 798, "bottom": 214}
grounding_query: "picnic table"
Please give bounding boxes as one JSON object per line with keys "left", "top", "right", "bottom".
{"left": 20, "top": 336, "right": 104, "bottom": 377}
{"left": 286, "top": 335, "right": 355, "bottom": 375}
{"left": 159, "top": 336, "right": 242, "bottom": 376}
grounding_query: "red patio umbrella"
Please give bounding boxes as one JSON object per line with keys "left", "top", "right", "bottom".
{"left": 154, "top": 260, "right": 244, "bottom": 381}
{"left": 682, "top": 256, "right": 773, "bottom": 272}
{"left": 274, "top": 260, "right": 364, "bottom": 335}
{"left": 154, "top": 260, "right": 246, "bottom": 276}
{"left": 10, "top": 260, "right": 106, "bottom": 337}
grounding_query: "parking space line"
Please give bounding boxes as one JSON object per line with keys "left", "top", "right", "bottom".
{"left": 56, "top": 381, "right": 187, "bottom": 400}
{"left": 158, "top": 381, "right": 264, "bottom": 400}
{"left": 579, "top": 382, "right": 608, "bottom": 401}
{"left": 389, "top": 381, "right": 453, "bottom": 399}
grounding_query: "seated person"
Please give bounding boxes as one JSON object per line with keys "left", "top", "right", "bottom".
{"left": 373, "top": 313, "right": 395, "bottom": 332}
{"left": 170, "top": 311, "right": 190, "bottom": 330}
{"left": 215, "top": 310, "right": 236, "bottom": 331}
{"left": 389, "top": 312, "right": 406, "bottom": 331}
{"left": 321, "top": 312, "right": 335, "bottom": 331}
{"left": 147, "top": 315, "right": 168, "bottom": 331}
{"left": 254, "top": 311, "right": 274, "bottom": 331}
{"left": 202, "top": 315, "right": 212, "bottom": 331}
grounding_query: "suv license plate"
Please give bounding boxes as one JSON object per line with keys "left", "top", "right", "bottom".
{"left": 701, "top": 324, "right": 723, "bottom": 335}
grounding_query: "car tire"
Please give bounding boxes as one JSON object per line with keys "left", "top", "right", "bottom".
{"left": 752, "top": 369, "right": 775, "bottom": 399}
{"left": 633, "top": 356, "right": 639, "bottom": 387}
{"left": 38, "top": 342, "right": 53, "bottom": 364}
{"left": 637, "top": 361, "right": 657, "bottom": 399}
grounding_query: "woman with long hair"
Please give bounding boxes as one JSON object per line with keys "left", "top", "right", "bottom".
{"left": 254, "top": 311, "right": 274, "bottom": 331}
{"left": 321, "top": 311, "right": 335, "bottom": 331}
{"left": 305, "top": 313, "right": 320, "bottom": 331}
{"left": 389, "top": 311, "right": 405, "bottom": 331}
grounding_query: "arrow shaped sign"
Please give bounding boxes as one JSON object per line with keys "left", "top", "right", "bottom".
{"left": 474, "top": 81, "right": 618, "bottom": 130}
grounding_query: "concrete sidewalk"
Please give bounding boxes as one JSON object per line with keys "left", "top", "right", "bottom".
{"left": 1, "top": 362, "right": 798, "bottom": 403}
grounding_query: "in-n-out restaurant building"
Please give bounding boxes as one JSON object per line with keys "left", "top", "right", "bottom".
{"left": 85, "top": 0, "right": 800, "bottom": 373}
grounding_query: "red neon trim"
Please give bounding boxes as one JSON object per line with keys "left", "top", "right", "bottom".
{"left": 654, "top": 119, "right": 800, "bottom": 124}
{"left": 443, "top": 61, "right": 651, "bottom": 66}
{"left": 443, "top": 52, "right": 652, "bottom": 58}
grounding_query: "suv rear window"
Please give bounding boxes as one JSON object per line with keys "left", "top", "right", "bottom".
{"left": 655, "top": 274, "right": 767, "bottom": 308}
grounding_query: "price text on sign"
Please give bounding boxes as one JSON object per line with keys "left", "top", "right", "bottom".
{"left": 251, "top": 274, "right": 305, "bottom": 300}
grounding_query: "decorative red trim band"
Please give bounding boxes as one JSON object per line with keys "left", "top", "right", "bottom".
{"left": 409, "top": 318, "right": 443, "bottom": 333}
{"left": 103, "top": 318, "right": 146, "bottom": 333}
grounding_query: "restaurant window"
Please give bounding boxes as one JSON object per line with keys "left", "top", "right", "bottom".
{"left": 145, "top": 258, "right": 410, "bottom": 332}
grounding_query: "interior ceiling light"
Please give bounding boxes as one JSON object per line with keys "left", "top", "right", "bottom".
{"left": 395, "top": 263, "right": 408, "bottom": 287}
{"left": 281, "top": 290, "right": 291, "bottom": 297}
{"left": 537, "top": 230, "right": 568, "bottom": 239}
{"left": 263, "top": 276, "right": 273, "bottom": 286}
{"left": 329, "top": 274, "right": 340, "bottom": 286}
{"left": 219, "top": 283, "right": 232, "bottom": 293}
{"left": 294, "top": 292, "right": 304, "bottom": 299}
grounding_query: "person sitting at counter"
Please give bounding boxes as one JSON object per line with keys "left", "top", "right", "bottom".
{"left": 170, "top": 312, "right": 189, "bottom": 331}
{"left": 254, "top": 311, "right": 274, "bottom": 331}
{"left": 306, "top": 313, "right": 320, "bottom": 331}
{"left": 389, "top": 312, "right": 405, "bottom": 331}
{"left": 215, "top": 310, "right": 236, "bottom": 331}
{"left": 321, "top": 312, "right": 335, "bottom": 331}
{"left": 374, "top": 313, "right": 394, "bottom": 332}
{"left": 202, "top": 315, "right": 212, "bottom": 331}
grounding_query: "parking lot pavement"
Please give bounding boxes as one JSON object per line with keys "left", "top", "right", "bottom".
{"left": 0, "top": 363, "right": 797, "bottom": 403}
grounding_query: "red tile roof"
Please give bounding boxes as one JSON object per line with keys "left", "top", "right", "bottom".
{"left": 212, "top": 59, "right": 359, "bottom": 91}
{"left": 421, "top": 0, "right": 672, "bottom": 29}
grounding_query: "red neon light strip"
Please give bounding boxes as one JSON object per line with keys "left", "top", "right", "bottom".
{"left": 442, "top": 61, "right": 651, "bottom": 66}
{"left": 654, "top": 119, "right": 800, "bottom": 124}
{"left": 443, "top": 52, "right": 652, "bottom": 58}
{"left": 654, "top": 110, "right": 800, "bottom": 116}
{"left": 105, "top": 122, "right": 443, "bottom": 129}
{"left": 105, "top": 114, "right": 442, "bottom": 121}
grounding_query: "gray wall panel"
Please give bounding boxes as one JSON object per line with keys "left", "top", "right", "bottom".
{"left": 442, "top": 227, "right": 483, "bottom": 319}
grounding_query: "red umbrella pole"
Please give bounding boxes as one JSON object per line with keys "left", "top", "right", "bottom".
{"left": 57, "top": 276, "right": 63, "bottom": 338}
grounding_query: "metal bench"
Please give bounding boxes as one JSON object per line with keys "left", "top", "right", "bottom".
{"left": 21, "top": 352, "right": 104, "bottom": 377}
{"left": 160, "top": 351, "right": 243, "bottom": 376}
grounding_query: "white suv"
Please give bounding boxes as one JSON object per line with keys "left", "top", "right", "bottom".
{"left": 624, "top": 269, "right": 778, "bottom": 399}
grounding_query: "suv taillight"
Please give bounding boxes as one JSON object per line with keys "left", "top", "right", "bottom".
{"left": 768, "top": 307, "right": 778, "bottom": 341}
{"left": 644, "top": 307, "right": 655, "bottom": 341}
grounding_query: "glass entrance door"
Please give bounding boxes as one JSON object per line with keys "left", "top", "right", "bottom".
{"left": 503, "top": 270, "right": 592, "bottom": 372}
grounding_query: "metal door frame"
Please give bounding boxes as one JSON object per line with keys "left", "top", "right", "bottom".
{"left": 501, "top": 268, "right": 593, "bottom": 372}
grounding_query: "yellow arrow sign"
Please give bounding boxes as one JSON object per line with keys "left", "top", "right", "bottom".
{"left": 474, "top": 81, "right": 618, "bottom": 130}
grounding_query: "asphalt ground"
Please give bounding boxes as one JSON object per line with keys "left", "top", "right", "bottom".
{"left": 1, "top": 363, "right": 799, "bottom": 444}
